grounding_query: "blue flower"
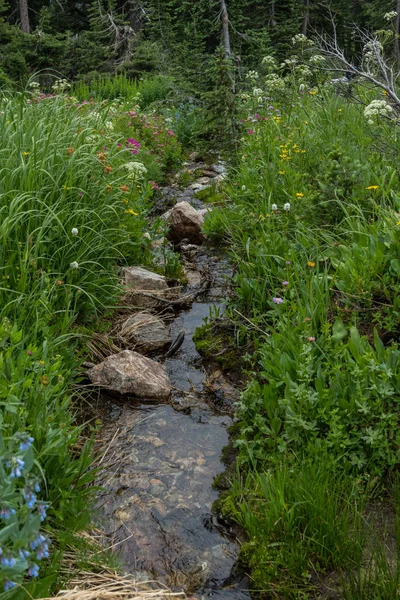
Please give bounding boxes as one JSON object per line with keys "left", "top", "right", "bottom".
{"left": 34, "top": 482, "right": 40, "bottom": 493}
{"left": 19, "top": 436, "right": 34, "bottom": 452}
{"left": 1, "top": 556, "right": 16, "bottom": 567}
{"left": 30, "top": 534, "right": 46, "bottom": 551}
{"left": 37, "top": 503, "right": 49, "bottom": 522}
{"left": 23, "top": 487, "right": 37, "bottom": 509}
{"left": 28, "top": 563, "right": 39, "bottom": 578}
{"left": 4, "top": 579, "right": 17, "bottom": 591}
{"left": 19, "top": 549, "right": 30, "bottom": 560}
{"left": 1, "top": 507, "right": 16, "bottom": 520}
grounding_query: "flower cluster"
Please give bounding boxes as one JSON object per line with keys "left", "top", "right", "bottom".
{"left": 292, "top": 34, "right": 314, "bottom": 47}
{"left": 124, "top": 161, "right": 148, "bottom": 180}
{"left": 364, "top": 99, "right": 393, "bottom": 122}
{"left": 384, "top": 11, "right": 397, "bottom": 21}
{"left": 0, "top": 432, "right": 50, "bottom": 591}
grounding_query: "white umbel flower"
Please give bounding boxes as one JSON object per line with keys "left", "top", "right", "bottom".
{"left": 241, "top": 185, "right": 246, "bottom": 191}
{"left": 271, "top": 203, "right": 278, "bottom": 211}
{"left": 70, "top": 261, "right": 79, "bottom": 269}
{"left": 283, "top": 203, "right": 291, "bottom": 211}
{"left": 71, "top": 228, "right": 79, "bottom": 236}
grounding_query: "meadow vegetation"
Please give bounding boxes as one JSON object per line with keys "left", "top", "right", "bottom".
{"left": 204, "top": 56, "right": 400, "bottom": 597}
{"left": 0, "top": 85, "right": 182, "bottom": 597}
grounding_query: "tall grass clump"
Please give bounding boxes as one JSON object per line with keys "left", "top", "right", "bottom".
{"left": 206, "top": 49, "right": 400, "bottom": 596}
{"left": 0, "top": 88, "right": 181, "bottom": 596}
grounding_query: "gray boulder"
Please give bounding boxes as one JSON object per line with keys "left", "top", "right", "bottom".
{"left": 87, "top": 350, "right": 171, "bottom": 400}
{"left": 118, "top": 312, "right": 171, "bottom": 353}
{"left": 162, "top": 201, "right": 204, "bottom": 244}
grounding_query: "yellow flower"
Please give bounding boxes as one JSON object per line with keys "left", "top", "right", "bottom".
{"left": 309, "top": 91, "right": 317, "bottom": 95}
{"left": 22, "top": 151, "right": 30, "bottom": 156}
{"left": 366, "top": 185, "right": 379, "bottom": 190}
{"left": 41, "top": 375, "right": 48, "bottom": 386}
{"left": 396, "top": 221, "right": 400, "bottom": 226}
{"left": 279, "top": 171, "right": 285, "bottom": 175}
{"left": 305, "top": 121, "right": 309, "bottom": 125}
{"left": 126, "top": 208, "right": 138, "bottom": 216}
{"left": 307, "top": 261, "right": 316, "bottom": 267}
{"left": 338, "top": 109, "right": 342, "bottom": 113}
{"left": 296, "top": 193, "right": 304, "bottom": 197}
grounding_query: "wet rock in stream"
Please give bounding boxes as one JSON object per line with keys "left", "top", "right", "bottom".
{"left": 162, "top": 201, "right": 204, "bottom": 245}
{"left": 118, "top": 312, "right": 172, "bottom": 353}
{"left": 88, "top": 350, "right": 171, "bottom": 400}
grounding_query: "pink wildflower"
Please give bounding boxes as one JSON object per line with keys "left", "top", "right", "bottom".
{"left": 247, "top": 129, "right": 255, "bottom": 135}
{"left": 272, "top": 297, "right": 284, "bottom": 304}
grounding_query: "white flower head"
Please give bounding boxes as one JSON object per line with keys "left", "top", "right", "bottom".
{"left": 241, "top": 185, "right": 246, "bottom": 191}
{"left": 70, "top": 261, "right": 79, "bottom": 269}
{"left": 271, "top": 203, "right": 278, "bottom": 211}
{"left": 71, "top": 228, "right": 79, "bottom": 236}
{"left": 384, "top": 11, "right": 397, "bottom": 21}
{"left": 283, "top": 202, "right": 291, "bottom": 211}
{"left": 143, "top": 232, "right": 151, "bottom": 240}
{"left": 364, "top": 99, "right": 393, "bottom": 120}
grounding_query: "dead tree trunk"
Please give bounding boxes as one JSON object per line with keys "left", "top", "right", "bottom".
{"left": 270, "top": 0, "right": 277, "bottom": 27}
{"left": 19, "top": 0, "right": 30, "bottom": 33}
{"left": 301, "top": 0, "right": 310, "bottom": 36}
{"left": 220, "top": 0, "right": 231, "bottom": 58}
{"left": 395, "top": 0, "right": 400, "bottom": 63}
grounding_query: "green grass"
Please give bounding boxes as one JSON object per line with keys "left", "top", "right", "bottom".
{"left": 0, "top": 89, "right": 183, "bottom": 596}
{"left": 205, "top": 85, "right": 400, "bottom": 596}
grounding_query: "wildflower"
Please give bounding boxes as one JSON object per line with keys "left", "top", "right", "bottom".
{"left": 241, "top": 185, "right": 246, "bottom": 191}
{"left": 71, "top": 228, "right": 79, "bottom": 236}
{"left": 1, "top": 507, "right": 16, "bottom": 519}
{"left": 37, "top": 502, "right": 49, "bottom": 522}
{"left": 19, "top": 435, "right": 34, "bottom": 452}
{"left": 126, "top": 209, "right": 138, "bottom": 216}
{"left": 283, "top": 203, "right": 291, "bottom": 211}
{"left": 384, "top": 11, "right": 397, "bottom": 20}
{"left": 309, "top": 90, "right": 318, "bottom": 95}
{"left": 308, "top": 336, "right": 316, "bottom": 342}
{"left": 307, "top": 261, "right": 316, "bottom": 267}
{"left": 285, "top": 260, "right": 291, "bottom": 265}
{"left": 56, "top": 280, "right": 63, "bottom": 285}
{"left": 143, "top": 232, "right": 151, "bottom": 240}
{"left": 7, "top": 457, "right": 25, "bottom": 478}
{"left": 22, "top": 151, "right": 30, "bottom": 157}
{"left": 364, "top": 99, "right": 393, "bottom": 119}
{"left": 338, "top": 108, "right": 342, "bottom": 113}
{"left": 30, "top": 535, "right": 46, "bottom": 551}
{"left": 120, "top": 185, "right": 129, "bottom": 192}
{"left": 70, "top": 261, "right": 79, "bottom": 269}
{"left": 168, "top": 130, "right": 175, "bottom": 136}
{"left": 296, "top": 192, "right": 304, "bottom": 197}
{"left": 282, "top": 281, "right": 289, "bottom": 286}
{"left": 104, "top": 166, "right": 113, "bottom": 174}
{"left": 151, "top": 182, "right": 159, "bottom": 190}
{"left": 271, "top": 204, "right": 278, "bottom": 211}
{"left": 28, "top": 564, "right": 40, "bottom": 578}
{"left": 23, "top": 487, "right": 37, "bottom": 509}
{"left": 279, "top": 171, "right": 285, "bottom": 175}
{"left": 2, "top": 556, "right": 16, "bottom": 567}
{"left": 4, "top": 579, "right": 17, "bottom": 591}
{"left": 41, "top": 375, "right": 48, "bottom": 385}
{"left": 34, "top": 481, "right": 40, "bottom": 493}
{"left": 366, "top": 185, "right": 379, "bottom": 190}
{"left": 272, "top": 297, "right": 284, "bottom": 304}
{"left": 397, "top": 221, "right": 400, "bottom": 226}
{"left": 67, "top": 147, "right": 74, "bottom": 156}
{"left": 19, "top": 549, "right": 30, "bottom": 560}
{"left": 247, "top": 129, "right": 255, "bottom": 135}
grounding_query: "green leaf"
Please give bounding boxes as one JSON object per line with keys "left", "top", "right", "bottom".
{"left": 332, "top": 319, "right": 348, "bottom": 342}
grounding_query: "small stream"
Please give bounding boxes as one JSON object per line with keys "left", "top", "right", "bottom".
{"left": 95, "top": 171, "right": 249, "bottom": 598}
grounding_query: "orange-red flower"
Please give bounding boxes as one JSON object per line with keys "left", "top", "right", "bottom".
{"left": 67, "top": 147, "right": 74, "bottom": 156}
{"left": 104, "top": 166, "right": 113, "bottom": 174}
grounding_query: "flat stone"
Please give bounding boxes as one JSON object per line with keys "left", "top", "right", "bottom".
{"left": 87, "top": 350, "right": 171, "bottom": 400}
{"left": 121, "top": 266, "right": 168, "bottom": 292}
{"left": 118, "top": 312, "right": 171, "bottom": 353}
{"left": 162, "top": 201, "right": 204, "bottom": 245}
{"left": 211, "top": 163, "right": 226, "bottom": 175}
{"left": 202, "top": 170, "right": 217, "bottom": 178}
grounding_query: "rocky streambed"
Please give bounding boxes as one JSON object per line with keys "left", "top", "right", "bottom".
{"left": 88, "top": 162, "right": 249, "bottom": 598}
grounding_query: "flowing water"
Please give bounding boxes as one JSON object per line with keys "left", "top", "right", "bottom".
{"left": 96, "top": 174, "right": 249, "bottom": 598}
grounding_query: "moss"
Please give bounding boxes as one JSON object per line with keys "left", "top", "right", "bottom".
{"left": 193, "top": 320, "right": 240, "bottom": 371}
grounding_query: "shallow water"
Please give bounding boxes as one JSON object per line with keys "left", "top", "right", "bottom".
{"left": 96, "top": 183, "right": 249, "bottom": 598}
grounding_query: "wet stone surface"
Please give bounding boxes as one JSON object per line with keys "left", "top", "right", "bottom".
{"left": 96, "top": 171, "right": 249, "bottom": 599}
